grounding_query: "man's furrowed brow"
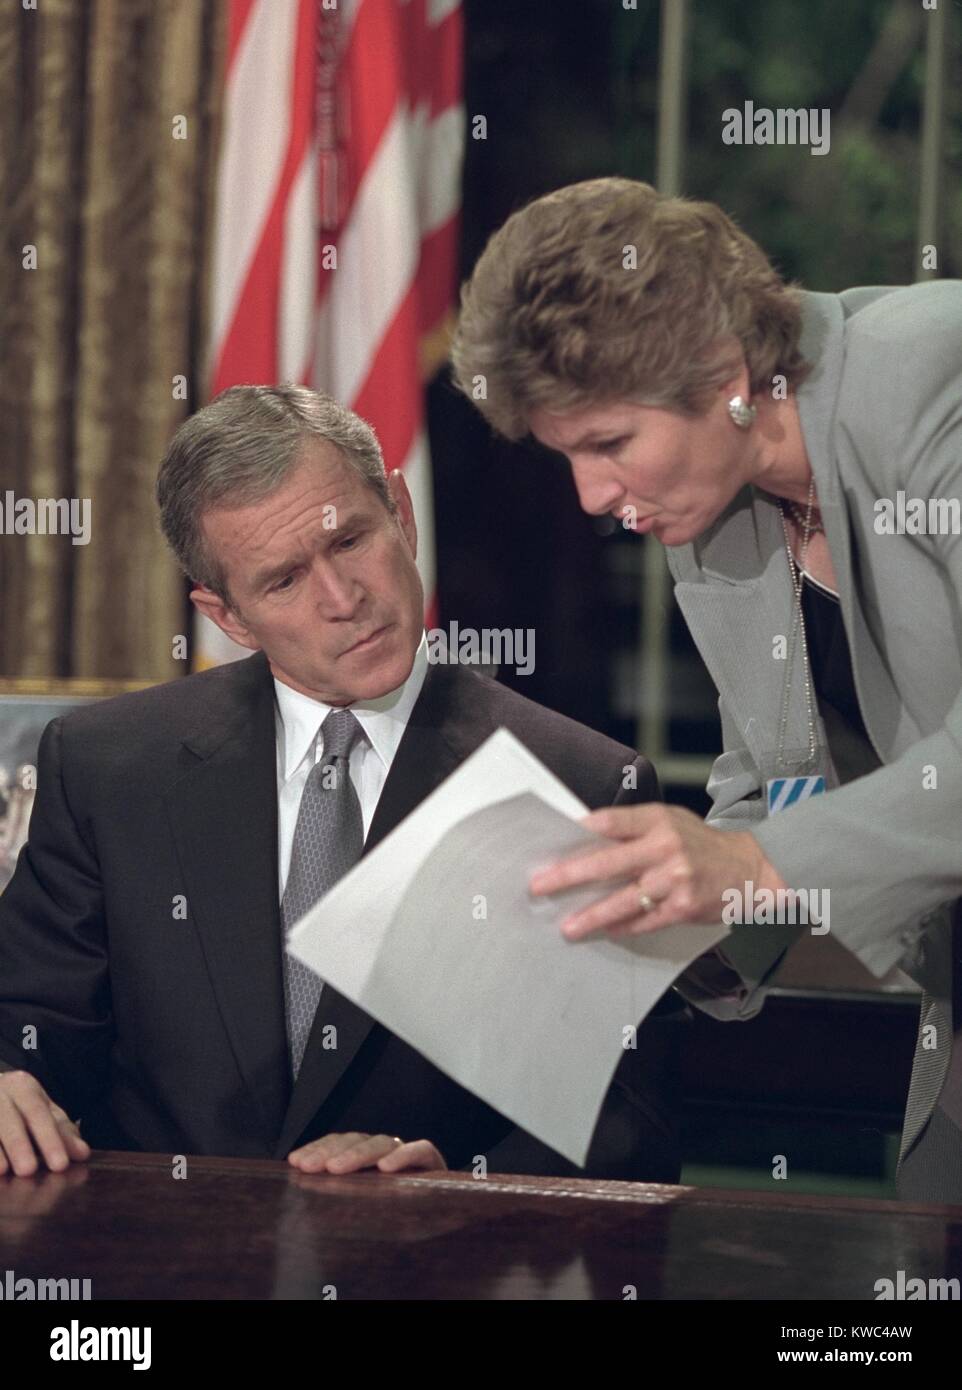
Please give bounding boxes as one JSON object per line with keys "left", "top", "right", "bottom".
{"left": 324, "top": 508, "right": 370, "bottom": 537}
{"left": 252, "top": 556, "right": 300, "bottom": 591}
{"left": 250, "top": 510, "right": 373, "bottom": 590}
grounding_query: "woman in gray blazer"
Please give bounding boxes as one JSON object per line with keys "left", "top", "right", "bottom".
{"left": 450, "top": 175, "right": 962, "bottom": 1202}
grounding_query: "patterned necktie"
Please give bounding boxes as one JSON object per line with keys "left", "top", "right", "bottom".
{"left": 281, "top": 707, "right": 364, "bottom": 1080}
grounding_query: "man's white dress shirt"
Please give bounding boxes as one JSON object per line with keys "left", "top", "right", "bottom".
{"left": 273, "top": 632, "right": 429, "bottom": 898}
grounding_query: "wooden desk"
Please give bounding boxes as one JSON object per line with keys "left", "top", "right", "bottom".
{"left": 2, "top": 1150, "right": 961, "bottom": 1300}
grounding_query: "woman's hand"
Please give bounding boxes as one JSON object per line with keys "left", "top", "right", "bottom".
{"left": 528, "top": 804, "right": 787, "bottom": 940}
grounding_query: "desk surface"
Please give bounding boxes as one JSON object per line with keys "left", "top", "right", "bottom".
{"left": 2, "top": 1151, "right": 961, "bottom": 1300}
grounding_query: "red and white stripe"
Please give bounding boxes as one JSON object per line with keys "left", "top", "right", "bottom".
{"left": 198, "top": 0, "right": 463, "bottom": 668}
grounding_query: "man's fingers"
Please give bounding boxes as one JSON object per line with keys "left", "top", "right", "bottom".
{"left": 59, "top": 1120, "right": 92, "bottom": 1161}
{"left": 47, "top": 1102, "right": 91, "bottom": 1158}
{"left": 0, "top": 1073, "right": 91, "bottom": 1173}
{"left": 377, "top": 1140, "right": 446, "bottom": 1173}
{"left": 0, "top": 1094, "right": 52, "bottom": 1177}
{"left": 0, "top": 1092, "right": 47, "bottom": 1176}
{"left": 12, "top": 1094, "right": 79, "bottom": 1173}
{"left": 325, "top": 1134, "right": 400, "bottom": 1173}
{"left": 288, "top": 1132, "right": 446, "bottom": 1175}
{"left": 0, "top": 1075, "right": 89, "bottom": 1176}
{"left": 288, "top": 1132, "right": 367, "bottom": 1170}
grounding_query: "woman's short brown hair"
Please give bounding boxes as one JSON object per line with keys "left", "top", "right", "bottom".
{"left": 449, "top": 176, "right": 810, "bottom": 441}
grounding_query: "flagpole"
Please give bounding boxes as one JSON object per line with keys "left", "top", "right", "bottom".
{"left": 637, "top": 0, "right": 696, "bottom": 782}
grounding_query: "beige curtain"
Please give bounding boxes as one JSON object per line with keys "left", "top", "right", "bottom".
{"left": 0, "top": 0, "right": 226, "bottom": 680}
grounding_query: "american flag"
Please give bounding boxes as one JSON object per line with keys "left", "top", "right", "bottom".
{"left": 196, "top": 0, "right": 463, "bottom": 668}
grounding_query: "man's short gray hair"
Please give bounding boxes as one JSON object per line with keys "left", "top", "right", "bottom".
{"left": 156, "top": 384, "right": 394, "bottom": 602}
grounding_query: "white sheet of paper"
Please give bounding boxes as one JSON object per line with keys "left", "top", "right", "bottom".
{"left": 288, "top": 727, "right": 728, "bottom": 1166}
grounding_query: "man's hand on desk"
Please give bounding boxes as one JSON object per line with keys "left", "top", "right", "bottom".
{"left": 0, "top": 1070, "right": 91, "bottom": 1176}
{"left": 287, "top": 1132, "right": 447, "bottom": 1175}
{"left": 529, "top": 804, "right": 787, "bottom": 940}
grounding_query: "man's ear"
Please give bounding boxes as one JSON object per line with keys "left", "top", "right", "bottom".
{"left": 188, "top": 585, "right": 261, "bottom": 652}
{"left": 386, "top": 470, "right": 418, "bottom": 560}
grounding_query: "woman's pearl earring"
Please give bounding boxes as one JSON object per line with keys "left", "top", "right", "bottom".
{"left": 727, "top": 395, "right": 757, "bottom": 429}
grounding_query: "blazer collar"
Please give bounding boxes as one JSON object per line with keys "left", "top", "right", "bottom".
{"left": 670, "top": 290, "right": 909, "bottom": 764}
{"left": 794, "top": 292, "right": 915, "bottom": 756}
{"left": 682, "top": 291, "right": 847, "bottom": 590}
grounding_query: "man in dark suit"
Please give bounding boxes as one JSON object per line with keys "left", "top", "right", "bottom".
{"left": 0, "top": 384, "right": 685, "bottom": 1182}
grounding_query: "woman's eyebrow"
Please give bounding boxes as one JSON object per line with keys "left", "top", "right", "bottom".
{"left": 567, "top": 430, "right": 632, "bottom": 452}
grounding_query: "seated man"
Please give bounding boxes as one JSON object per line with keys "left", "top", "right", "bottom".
{"left": 0, "top": 384, "right": 686, "bottom": 1181}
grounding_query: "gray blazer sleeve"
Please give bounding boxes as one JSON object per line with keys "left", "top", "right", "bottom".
{"left": 674, "top": 694, "right": 806, "bottom": 1020}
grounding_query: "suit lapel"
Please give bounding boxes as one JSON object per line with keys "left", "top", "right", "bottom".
{"left": 273, "top": 662, "right": 488, "bottom": 1157}
{"left": 794, "top": 292, "right": 904, "bottom": 760}
{"left": 165, "top": 652, "right": 290, "bottom": 1150}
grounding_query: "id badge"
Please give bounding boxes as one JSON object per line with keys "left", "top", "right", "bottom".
{"left": 765, "top": 775, "right": 826, "bottom": 814}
